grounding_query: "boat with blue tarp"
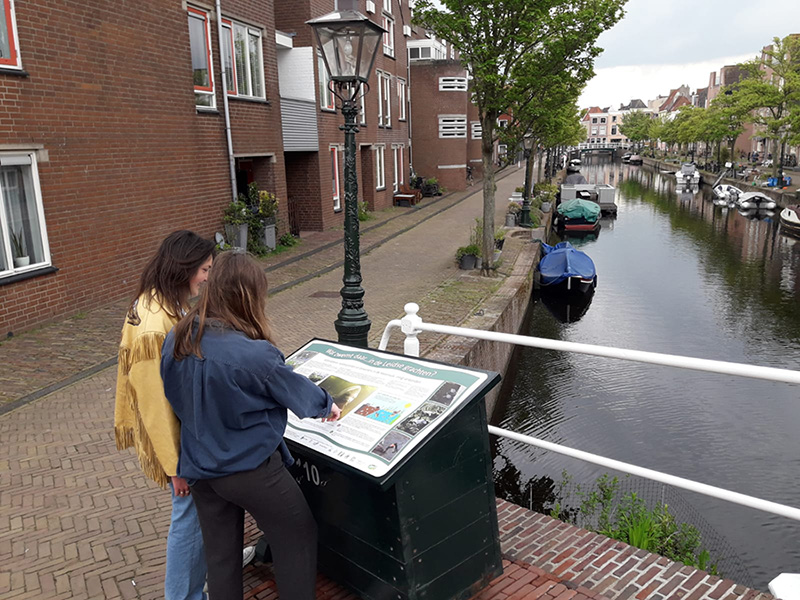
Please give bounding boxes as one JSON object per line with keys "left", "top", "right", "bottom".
{"left": 536, "top": 241, "right": 597, "bottom": 295}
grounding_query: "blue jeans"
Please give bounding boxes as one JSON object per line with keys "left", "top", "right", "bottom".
{"left": 165, "top": 484, "right": 207, "bottom": 600}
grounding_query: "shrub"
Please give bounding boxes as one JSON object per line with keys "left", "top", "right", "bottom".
{"left": 455, "top": 244, "right": 480, "bottom": 260}
{"left": 358, "top": 201, "right": 371, "bottom": 222}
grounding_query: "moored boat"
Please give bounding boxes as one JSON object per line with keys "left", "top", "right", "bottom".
{"left": 536, "top": 241, "right": 597, "bottom": 295}
{"left": 779, "top": 205, "right": 800, "bottom": 236}
{"left": 737, "top": 192, "right": 777, "bottom": 211}
{"left": 628, "top": 154, "right": 643, "bottom": 165}
{"left": 556, "top": 198, "right": 601, "bottom": 233}
{"left": 560, "top": 183, "right": 618, "bottom": 215}
{"left": 675, "top": 163, "right": 701, "bottom": 185}
{"left": 712, "top": 184, "right": 743, "bottom": 202}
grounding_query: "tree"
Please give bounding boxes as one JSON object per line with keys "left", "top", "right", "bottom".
{"left": 414, "top": 0, "right": 627, "bottom": 273}
{"left": 618, "top": 110, "right": 654, "bottom": 150}
{"left": 722, "top": 35, "right": 800, "bottom": 176}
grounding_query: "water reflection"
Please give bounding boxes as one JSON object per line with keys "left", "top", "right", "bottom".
{"left": 496, "top": 158, "right": 800, "bottom": 589}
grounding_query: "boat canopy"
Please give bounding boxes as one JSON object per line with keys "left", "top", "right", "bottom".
{"left": 539, "top": 241, "right": 597, "bottom": 285}
{"left": 557, "top": 199, "right": 601, "bottom": 221}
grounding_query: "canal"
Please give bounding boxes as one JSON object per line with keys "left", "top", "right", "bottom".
{"left": 493, "top": 157, "right": 800, "bottom": 590}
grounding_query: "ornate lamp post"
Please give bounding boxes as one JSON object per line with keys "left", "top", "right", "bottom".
{"left": 308, "top": 4, "right": 384, "bottom": 348}
{"left": 519, "top": 135, "right": 535, "bottom": 228}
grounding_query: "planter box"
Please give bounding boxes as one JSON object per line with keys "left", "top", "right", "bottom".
{"left": 459, "top": 255, "right": 477, "bottom": 270}
{"left": 263, "top": 223, "right": 277, "bottom": 251}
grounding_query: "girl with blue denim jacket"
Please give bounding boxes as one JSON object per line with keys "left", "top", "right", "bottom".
{"left": 161, "top": 251, "right": 340, "bottom": 600}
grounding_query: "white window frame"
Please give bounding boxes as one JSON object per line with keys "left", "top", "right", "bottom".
{"left": 383, "top": 0, "right": 392, "bottom": 14}
{"left": 0, "top": 152, "right": 51, "bottom": 278}
{"left": 359, "top": 88, "right": 366, "bottom": 125}
{"left": 382, "top": 73, "right": 392, "bottom": 127}
{"left": 377, "top": 70, "right": 384, "bottom": 125}
{"left": 1, "top": 0, "right": 22, "bottom": 70}
{"left": 374, "top": 145, "right": 386, "bottom": 190}
{"left": 318, "top": 52, "right": 334, "bottom": 111}
{"left": 439, "top": 115, "right": 467, "bottom": 138}
{"left": 221, "top": 19, "right": 266, "bottom": 100}
{"left": 439, "top": 77, "right": 467, "bottom": 91}
{"left": 392, "top": 146, "right": 400, "bottom": 192}
{"left": 397, "top": 78, "right": 406, "bottom": 121}
{"left": 331, "top": 146, "right": 341, "bottom": 211}
{"left": 188, "top": 6, "right": 215, "bottom": 109}
{"left": 470, "top": 121, "right": 482, "bottom": 140}
{"left": 382, "top": 15, "right": 394, "bottom": 57}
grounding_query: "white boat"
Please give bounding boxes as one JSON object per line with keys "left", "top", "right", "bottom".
{"left": 569, "top": 158, "right": 582, "bottom": 167}
{"left": 559, "top": 183, "right": 618, "bottom": 215}
{"left": 712, "top": 184, "right": 743, "bottom": 202}
{"left": 779, "top": 205, "right": 800, "bottom": 236}
{"left": 675, "top": 163, "right": 701, "bottom": 185}
{"left": 737, "top": 192, "right": 777, "bottom": 211}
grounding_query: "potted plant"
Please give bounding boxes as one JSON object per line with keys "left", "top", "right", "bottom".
{"left": 421, "top": 177, "right": 440, "bottom": 197}
{"left": 506, "top": 202, "right": 521, "bottom": 226}
{"left": 455, "top": 244, "right": 480, "bottom": 270}
{"left": 256, "top": 190, "right": 279, "bottom": 250}
{"left": 494, "top": 228, "right": 506, "bottom": 252}
{"left": 223, "top": 199, "right": 249, "bottom": 250}
{"left": 10, "top": 229, "right": 29, "bottom": 268}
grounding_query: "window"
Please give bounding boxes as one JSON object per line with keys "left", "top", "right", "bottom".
{"left": 591, "top": 127, "right": 598, "bottom": 135}
{"left": 439, "top": 77, "right": 467, "bottom": 91}
{"left": 611, "top": 126, "right": 617, "bottom": 135}
{"left": 439, "top": 115, "right": 467, "bottom": 138}
{"left": 318, "top": 52, "right": 334, "bottom": 110}
{"left": 188, "top": 7, "right": 215, "bottom": 108}
{"left": 612, "top": 116, "right": 617, "bottom": 122}
{"left": 359, "top": 89, "right": 366, "bottom": 125}
{"left": 600, "top": 117, "right": 606, "bottom": 123}
{"left": 382, "top": 16, "right": 394, "bottom": 57}
{"left": 449, "top": 46, "right": 454, "bottom": 60}
{"left": 592, "top": 118, "right": 597, "bottom": 123}
{"left": 1, "top": 0, "right": 20, "bottom": 69}
{"left": 392, "top": 146, "right": 400, "bottom": 192}
{"left": 471, "top": 121, "right": 482, "bottom": 139}
{"left": 0, "top": 153, "right": 50, "bottom": 277}
{"left": 331, "top": 147, "right": 341, "bottom": 211}
{"left": 374, "top": 145, "right": 385, "bottom": 190}
{"left": 497, "top": 119, "right": 508, "bottom": 128}
{"left": 382, "top": 0, "right": 392, "bottom": 14}
{"left": 221, "top": 19, "right": 265, "bottom": 99}
{"left": 397, "top": 78, "right": 406, "bottom": 121}
{"left": 377, "top": 71, "right": 391, "bottom": 127}
{"left": 409, "top": 46, "right": 430, "bottom": 60}
{"left": 599, "top": 126, "right": 606, "bottom": 135}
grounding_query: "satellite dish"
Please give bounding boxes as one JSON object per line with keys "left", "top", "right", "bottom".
{"left": 215, "top": 232, "right": 224, "bottom": 245}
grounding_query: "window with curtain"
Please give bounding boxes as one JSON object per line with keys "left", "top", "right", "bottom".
{"left": 374, "top": 146, "right": 385, "bottom": 190}
{"left": 319, "top": 53, "right": 334, "bottom": 111}
{"left": 221, "top": 20, "right": 265, "bottom": 99}
{"left": 0, "top": 154, "right": 50, "bottom": 276}
{"left": 331, "top": 147, "right": 341, "bottom": 211}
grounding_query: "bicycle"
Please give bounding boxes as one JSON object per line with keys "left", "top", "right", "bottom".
{"left": 466, "top": 166, "right": 474, "bottom": 186}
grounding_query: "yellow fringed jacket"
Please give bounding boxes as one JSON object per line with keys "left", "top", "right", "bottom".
{"left": 114, "top": 294, "right": 180, "bottom": 488}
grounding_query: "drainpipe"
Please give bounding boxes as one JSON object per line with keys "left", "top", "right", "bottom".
{"left": 216, "top": 0, "right": 238, "bottom": 202}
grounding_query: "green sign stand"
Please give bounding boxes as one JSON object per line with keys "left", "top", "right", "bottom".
{"left": 277, "top": 340, "right": 503, "bottom": 600}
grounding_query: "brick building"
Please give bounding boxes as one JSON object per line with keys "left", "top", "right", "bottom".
{"left": 0, "top": 0, "right": 287, "bottom": 336}
{"left": 407, "top": 32, "right": 481, "bottom": 192}
{"left": 274, "top": 0, "right": 412, "bottom": 232}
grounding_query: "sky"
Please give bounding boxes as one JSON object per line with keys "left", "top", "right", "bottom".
{"left": 579, "top": 0, "right": 800, "bottom": 109}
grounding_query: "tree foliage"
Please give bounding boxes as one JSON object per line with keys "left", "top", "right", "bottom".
{"left": 413, "top": 0, "right": 627, "bottom": 273}
{"left": 617, "top": 110, "right": 653, "bottom": 147}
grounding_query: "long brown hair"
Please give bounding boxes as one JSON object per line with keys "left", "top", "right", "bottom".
{"left": 129, "top": 230, "right": 216, "bottom": 320}
{"left": 172, "top": 252, "right": 274, "bottom": 359}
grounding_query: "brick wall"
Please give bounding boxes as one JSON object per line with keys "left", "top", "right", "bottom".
{"left": 0, "top": 0, "right": 287, "bottom": 336}
{"left": 409, "top": 59, "right": 474, "bottom": 192}
{"left": 275, "top": 0, "right": 410, "bottom": 231}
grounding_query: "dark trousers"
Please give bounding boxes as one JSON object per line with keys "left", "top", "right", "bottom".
{"left": 190, "top": 452, "right": 317, "bottom": 600}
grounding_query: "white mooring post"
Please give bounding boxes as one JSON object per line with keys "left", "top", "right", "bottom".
{"left": 400, "top": 302, "right": 423, "bottom": 357}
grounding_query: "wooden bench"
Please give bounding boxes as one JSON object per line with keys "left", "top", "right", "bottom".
{"left": 393, "top": 184, "right": 423, "bottom": 207}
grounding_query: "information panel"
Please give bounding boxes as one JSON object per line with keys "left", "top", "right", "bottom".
{"left": 284, "top": 340, "right": 490, "bottom": 478}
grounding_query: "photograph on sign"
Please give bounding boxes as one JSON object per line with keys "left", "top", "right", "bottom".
{"left": 284, "top": 340, "right": 489, "bottom": 478}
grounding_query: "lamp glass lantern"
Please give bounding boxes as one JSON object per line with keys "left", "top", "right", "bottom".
{"left": 308, "top": 10, "right": 385, "bottom": 88}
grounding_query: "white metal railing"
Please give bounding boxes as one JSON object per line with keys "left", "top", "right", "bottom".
{"left": 576, "top": 142, "right": 628, "bottom": 150}
{"left": 379, "top": 302, "right": 800, "bottom": 523}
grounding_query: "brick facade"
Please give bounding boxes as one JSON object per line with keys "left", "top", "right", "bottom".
{"left": 275, "top": 0, "right": 411, "bottom": 232}
{"left": 0, "top": 0, "right": 287, "bottom": 336}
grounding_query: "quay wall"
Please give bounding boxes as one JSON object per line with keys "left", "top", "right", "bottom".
{"left": 424, "top": 215, "right": 548, "bottom": 417}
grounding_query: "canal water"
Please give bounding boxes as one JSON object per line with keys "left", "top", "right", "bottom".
{"left": 493, "top": 156, "right": 800, "bottom": 589}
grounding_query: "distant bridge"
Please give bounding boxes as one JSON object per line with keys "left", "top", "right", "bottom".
{"left": 572, "top": 142, "right": 631, "bottom": 153}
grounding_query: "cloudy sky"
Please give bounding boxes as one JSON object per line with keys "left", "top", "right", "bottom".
{"left": 580, "top": 0, "right": 800, "bottom": 109}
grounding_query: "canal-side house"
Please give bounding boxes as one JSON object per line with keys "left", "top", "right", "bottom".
{"left": 0, "top": 0, "right": 288, "bottom": 337}
{"left": 581, "top": 107, "right": 611, "bottom": 144}
{"left": 274, "top": 0, "right": 412, "bottom": 232}
{"left": 407, "top": 28, "right": 482, "bottom": 192}
{"left": 705, "top": 66, "right": 755, "bottom": 159}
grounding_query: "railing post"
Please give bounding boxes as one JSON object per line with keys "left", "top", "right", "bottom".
{"left": 400, "top": 302, "right": 423, "bottom": 357}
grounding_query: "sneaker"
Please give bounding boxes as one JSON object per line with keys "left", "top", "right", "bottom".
{"left": 242, "top": 545, "right": 256, "bottom": 568}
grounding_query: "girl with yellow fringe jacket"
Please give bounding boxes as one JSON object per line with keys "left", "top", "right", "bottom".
{"left": 114, "top": 230, "right": 215, "bottom": 600}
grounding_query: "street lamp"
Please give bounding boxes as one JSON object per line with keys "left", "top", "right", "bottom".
{"left": 519, "top": 135, "right": 535, "bottom": 228}
{"left": 308, "top": 3, "right": 384, "bottom": 348}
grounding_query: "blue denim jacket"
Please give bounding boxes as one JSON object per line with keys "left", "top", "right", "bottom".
{"left": 161, "top": 323, "right": 332, "bottom": 480}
